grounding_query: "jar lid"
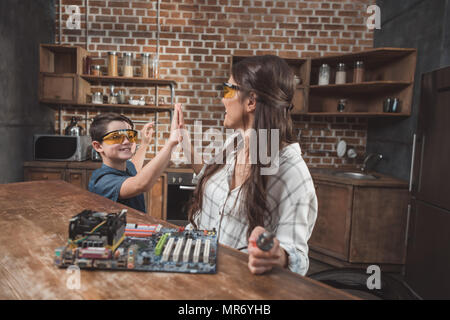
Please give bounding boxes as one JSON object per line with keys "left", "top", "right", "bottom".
{"left": 321, "top": 64, "right": 329, "bottom": 67}
{"left": 355, "top": 61, "right": 364, "bottom": 66}
{"left": 92, "top": 65, "right": 101, "bottom": 69}
{"left": 124, "top": 52, "right": 132, "bottom": 57}
{"left": 142, "top": 53, "right": 151, "bottom": 57}
{"left": 338, "top": 63, "right": 346, "bottom": 67}
{"left": 108, "top": 51, "right": 117, "bottom": 55}
{"left": 93, "top": 92, "right": 102, "bottom": 96}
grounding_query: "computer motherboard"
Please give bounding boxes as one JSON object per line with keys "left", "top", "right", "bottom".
{"left": 54, "top": 209, "right": 218, "bottom": 274}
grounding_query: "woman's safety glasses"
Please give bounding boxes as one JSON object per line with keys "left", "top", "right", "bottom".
{"left": 101, "top": 129, "right": 138, "bottom": 145}
{"left": 222, "top": 82, "right": 241, "bottom": 99}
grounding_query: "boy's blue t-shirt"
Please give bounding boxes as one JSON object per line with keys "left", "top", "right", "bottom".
{"left": 88, "top": 160, "right": 146, "bottom": 213}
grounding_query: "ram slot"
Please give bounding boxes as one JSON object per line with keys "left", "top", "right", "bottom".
{"left": 172, "top": 237, "right": 184, "bottom": 263}
{"left": 193, "top": 239, "right": 202, "bottom": 263}
{"left": 183, "top": 238, "right": 193, "bottom": 262}
{"left": 162, "top": 237, "right": 175, "bottom": 262}
{"left": 203, "top": 239, "right": 211, "bottom": 263}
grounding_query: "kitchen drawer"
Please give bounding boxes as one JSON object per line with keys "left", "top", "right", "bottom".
{"left": 66, "top": 169, "right": 86, "bottom": 189}
{"left": 24, "top": 168, "right": 65, "bottom": 181}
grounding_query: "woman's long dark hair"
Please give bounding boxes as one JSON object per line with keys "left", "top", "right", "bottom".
{"left": 187, "top": 55, "right": 296, "bottom": 239}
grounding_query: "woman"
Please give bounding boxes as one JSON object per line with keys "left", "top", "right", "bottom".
{"left": 178, "top": 55, "right": 317, "bottom": 276}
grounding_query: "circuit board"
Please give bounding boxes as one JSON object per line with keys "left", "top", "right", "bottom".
{"left": 54, "top": 210, "right": 218, "bottom": 274}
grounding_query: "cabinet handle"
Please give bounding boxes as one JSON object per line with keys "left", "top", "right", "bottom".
{"left": 409, "top": 134, "right": 417, "bottom": 192}
{"left": 179, "top": 185, "right": 196, "bottom": 191}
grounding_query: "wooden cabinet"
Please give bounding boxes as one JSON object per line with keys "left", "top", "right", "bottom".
{"left": 309, "top": 173, "right": 409, "bottom": 272}
{"left": 23, "top": 161, "right": 167, "bottom": 220}
{"left": 144, "top": 173, "right": 167, "bottom": 221}
{"left": 39, "top": 73, "right": 90, "bottom": 104}
{"left": 310, "top": 182, "right": 353, "bottom": 261}
{"left": 232, "top": 48, "right": 417, "bottom": 117}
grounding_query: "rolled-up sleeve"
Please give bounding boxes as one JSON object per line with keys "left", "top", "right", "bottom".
{"left": 277, "top": 191, "right": 318, "bottom": 276}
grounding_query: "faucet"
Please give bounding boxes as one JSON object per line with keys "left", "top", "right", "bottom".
{"left": 361, "top": 153, "right": 383, "bottom": 173}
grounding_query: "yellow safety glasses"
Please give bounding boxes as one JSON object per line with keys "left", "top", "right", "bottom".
{"left": 222, "top": 82, "right": 241, "bottom": 99}
{"left": 101, "top": 129, "right": 138, "bottom": 145}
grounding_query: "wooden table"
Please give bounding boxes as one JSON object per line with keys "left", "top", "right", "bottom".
{"left": 0, "top": 180, "right": 356, "bottom": 300}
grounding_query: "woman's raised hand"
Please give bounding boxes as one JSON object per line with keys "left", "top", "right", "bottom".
{"left": 168, "top": 103, "right": 184, "bottom": 147}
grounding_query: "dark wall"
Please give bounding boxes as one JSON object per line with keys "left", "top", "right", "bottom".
{"left": 0, "top": 0, "right": 56, "bottom": 183}
{"left": 368, "top": 0, "right": 450, "bottom": 181}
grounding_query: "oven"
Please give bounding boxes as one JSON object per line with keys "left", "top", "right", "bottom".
{"left": 166, "top": 171, "right": 196, "bottom": 226}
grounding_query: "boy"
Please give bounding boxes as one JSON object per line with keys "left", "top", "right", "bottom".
{"left": 88, "top": 107, "right": 182, "bottom": 212}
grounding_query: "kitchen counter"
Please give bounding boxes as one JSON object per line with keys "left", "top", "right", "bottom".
{"left": 309, "top": 168, "right": 408, "bottom": 188}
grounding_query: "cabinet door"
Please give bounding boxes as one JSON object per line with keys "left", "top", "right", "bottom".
{"left": 350, "top": 187, "right": 409, "bottom": 264}
{"left": 39, "top": 73, "right": 89, "bottom": 104}
{"left": 24, "top": 168, "right": 65, "bottom": 181}
{"left": 309, "top": 181, "right": 353, "bottom": 260}
{"left": 405, "top": 199, "right": 450, "bottom": 299}
{"left": 145, "top": 174, "right": 167, "bottom": 221}
{"left": 66, "top": 169, "right": 86, "bottom": 189}
{"left": 413, "top": 68, "right": 450, "bottom": 209}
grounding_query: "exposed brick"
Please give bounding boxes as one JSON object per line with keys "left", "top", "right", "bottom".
{"left": 55, "top": 0, "right": 373, "bottom": 165}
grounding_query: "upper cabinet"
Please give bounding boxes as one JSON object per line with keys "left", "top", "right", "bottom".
{"left": 232, "top": 48, "right": 417, "bottom": 117}
{"left": 38, "top": 44, "right": 177, "bottom": 112}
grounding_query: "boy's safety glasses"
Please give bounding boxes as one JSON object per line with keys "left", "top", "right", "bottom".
{"left": 101, "top": 129, "right": 138, "bottom": 145}
{"left": 222, "top": 82, "right": 241, "bottom": 99}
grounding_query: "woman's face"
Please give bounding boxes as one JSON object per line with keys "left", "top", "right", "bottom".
{"left": 222, "top": 76, "right": 249, "bottom": 130}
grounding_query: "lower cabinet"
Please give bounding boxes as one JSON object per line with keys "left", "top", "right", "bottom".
{"left": 309, "top": 179, "right": 409, "bottom": 271}
{"left": 23, "top": 162, "right": 167, "bottom": 220}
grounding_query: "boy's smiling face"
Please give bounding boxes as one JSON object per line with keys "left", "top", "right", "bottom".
{"left": 93, "top": 120, "right": 135, "bottom": 166}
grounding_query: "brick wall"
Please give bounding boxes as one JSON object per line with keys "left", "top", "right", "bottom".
{"left": 54, "top": 0, "right": 375, "bottom": 168}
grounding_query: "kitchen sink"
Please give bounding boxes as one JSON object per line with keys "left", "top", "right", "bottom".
{"left": 332, "top": 171, "right": 379, "bottom": 180}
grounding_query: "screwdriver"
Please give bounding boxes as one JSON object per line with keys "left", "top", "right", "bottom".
{"left": 256, "top": 231, "right": 275, "bottom": 252}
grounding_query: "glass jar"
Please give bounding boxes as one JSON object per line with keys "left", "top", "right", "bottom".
{"left": 91, "top": 65, "right": 101, "bottom": 76}
{"left": 141, "top": 53, "right": 150, "bottom": 78}
{"left": 152, "top": 55, "right": 160, "bottom": 78}
{"left": 92, "top": 92, "right": 103, "bottom": 104}
{"left": 123, "top": 53, "right": 133, "bottom": 77}
{"left": 353, "top": 61, "right": 365, "bottom": 83}
{"left": 108, "top": 52, "right": 118, "bottom": 77}
{"left": 118, "top": 90, "right": 126, "bottom": 104}
{"left": 318, "top": 64, "right": 330, "bottom": 85}
{"left": 337, "top": 99, "right": 346, "bottom": 112}
{"left": 335, "top": 63, "right": 346, "bottom": 85}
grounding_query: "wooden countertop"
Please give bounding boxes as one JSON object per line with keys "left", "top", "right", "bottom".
{"left": 24, "top": 161, "right": 407, "bottom": 186}
{"left": 0, "top": 180, "right": 356, "bottom": 300}
{"left": 310, "top": 168, "right": 408, "bottom": 188}
{"left": 23, "top": 160, "right": 194, "bottom": 173}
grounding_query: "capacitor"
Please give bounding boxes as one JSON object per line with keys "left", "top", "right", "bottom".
{"left": 256, "top": 231, "right": 275, "bottom": 252}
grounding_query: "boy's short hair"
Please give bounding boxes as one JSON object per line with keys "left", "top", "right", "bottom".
{"left": 89, "top": 113, "right": 134, "bottom": 142}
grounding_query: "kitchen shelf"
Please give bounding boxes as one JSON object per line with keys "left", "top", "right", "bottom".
{"left": 302, "top": 112, "right": 410, "bottom": 117}
{"left": 232, "top": 48, "right": 417, "bottom": 117}
{"left": 41, "top": 101, "right": 174, "bottom": 113}
{"left": 309, "top": 81, "right": 412, "bottom": 95}
{"left": 81, "top": 75, "right": 177, "bottom": 87}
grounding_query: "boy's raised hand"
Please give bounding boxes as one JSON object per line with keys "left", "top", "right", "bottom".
{"left": 140, "top": 122, "right": 154, "bottom": 145}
